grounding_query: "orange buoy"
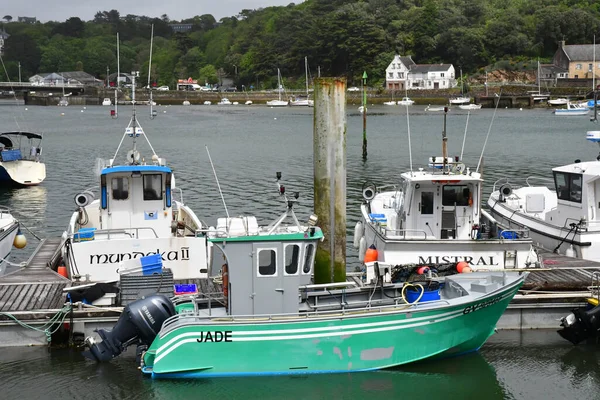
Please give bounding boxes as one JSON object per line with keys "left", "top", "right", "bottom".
{"left": 57, "top": 265, "right": 68, "bottom": 278}
{"left": 364, "top": 245, "right": 378, "bottom": 263}
{"left": 416, "top": 266, "right": 430, "bottom": 275}
{"left": 456, "top": 261, "right": 469, "bottom": 273}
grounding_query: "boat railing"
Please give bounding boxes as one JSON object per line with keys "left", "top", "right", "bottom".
{"left": 71, "top": 226, "right": 159, "bottom": 242}
{"left": 159, "top": 293, "right": 454, "bottom": 336}
{"left": 172, "top": 187, "right": 184, "bottom": 205}
{"left": 383, "top": 228, "right": 428, "bottom": 240}
{"left": 491, "top": 176, "right": 554, "bottom": 193}
{"left": 0, "top": 206, "right": 11, "bottom": 219}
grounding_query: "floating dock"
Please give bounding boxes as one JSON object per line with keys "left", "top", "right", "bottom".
{"left": 0, "top": 239, "right": 598, "bottom": 346}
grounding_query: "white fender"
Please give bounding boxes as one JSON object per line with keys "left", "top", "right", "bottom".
{"left": 358, "top": 237, "right": 367, "bottom": 263}
{"left": 353, "top": 221, "right": 364, "bottom": 248}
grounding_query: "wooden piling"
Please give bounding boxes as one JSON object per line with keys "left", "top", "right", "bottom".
{"left": 313, "top": 77, "right": 347, "bottom": 284}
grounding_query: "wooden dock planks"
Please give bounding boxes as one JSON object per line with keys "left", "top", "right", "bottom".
{"left": 0, "top": 238, "right": 70, "bottom": 313}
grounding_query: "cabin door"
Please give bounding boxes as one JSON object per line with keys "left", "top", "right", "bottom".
{"left": 415, "top": 189, "right": 436, "bottom": 238}
{"left": 252, "top": 244, "right": 284, "bottom": 315}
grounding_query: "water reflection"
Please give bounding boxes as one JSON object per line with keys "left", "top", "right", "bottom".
{"left": 0, "top": 347, "right": 506, "bottom": 400}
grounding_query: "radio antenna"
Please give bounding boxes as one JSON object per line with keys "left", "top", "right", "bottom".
{"left": 206, "top": 145, "right": 230, "bottom": 218}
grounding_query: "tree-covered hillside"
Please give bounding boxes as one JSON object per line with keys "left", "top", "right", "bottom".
{"left": 2, "top": 0, "right": 600, "bottom": 89}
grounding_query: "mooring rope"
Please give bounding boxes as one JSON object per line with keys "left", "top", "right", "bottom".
{"left": 0, "top": 304, "right": 72, "bottom": 342}
{"left": 0, "top": 254, "right": 26, "bottom": 268}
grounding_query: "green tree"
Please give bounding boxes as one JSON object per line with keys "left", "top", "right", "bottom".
{"left": 198, "top": 64, "right": 218, "bottom": 85}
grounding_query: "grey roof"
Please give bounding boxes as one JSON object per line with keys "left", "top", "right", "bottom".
{"left": 410, "top": 64, "right": 453, "bottom": 73}
{"left": 399, "top": 56, "right": 415, "bottom": 67}
{"left": 61, "top": 71, "right": 99, "bottom": 83}
{"left": 540, "top": 64, "right": 567, "bottom": 74}
{"left": 562, "top": 44, "right": 600, "bottom": 61}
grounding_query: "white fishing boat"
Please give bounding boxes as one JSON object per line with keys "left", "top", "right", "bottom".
{"left": 0, "top": 207, "right": 23, "bottom": 274}
{"left": 487, "top": 130, "right": 600, "bottom": 262}
{"left": 554, "top": 101, "right": 590, "bottom": 116}
{"left": 548, "top": 98, "right": 568, "bottom": 106}
{"left": 358, "top": 105, "right": 366, "bottom": 113}
{"left": 245, "top": 100, "right": 253, "bottom": 105}
{"left": 355, "top": 109, "right": 539, "bottom": 271}
{"left": 203, "top": 101, "right": 211, "bottom": 105}
{"left": 218, "top": 98, "right": 232, "bottom": 105}
{"left": 182, "top": 100, "right": 191, "bottom": 106}
{"left": 383, "top": 100, "right": 396, "bottom": 106}
{"left": 266, "top": 69, "right": 289, "bottom": 107}
{"left": 61, "top": 71, "right": 207, "bottom": 284}
{"left": 459, "top": 103, "right": 482, "bottom": 110}
{"left": 0, "top": 131, "right": 46, "bottom": 186}
{"left": 102, "top": 98, "right": 112, "bottom": 106}
{"left": 58, "top": 97, "right": 69, "bottom": 107}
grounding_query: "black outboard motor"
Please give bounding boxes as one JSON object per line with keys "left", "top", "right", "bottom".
{"left": 83, "top": 294, "right": 175, "bottom": 362}
{"left": 558, "top": 304, "right": 600, "bottom": 345}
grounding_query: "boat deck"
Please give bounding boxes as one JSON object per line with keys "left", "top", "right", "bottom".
{"left": 0, "top": 238, "right": 69, "bottom": 312}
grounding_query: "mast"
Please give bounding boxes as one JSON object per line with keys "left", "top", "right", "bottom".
{"left": 147, "top": 24, "right": 155, "bottom": 118}
{"left": 594, "top": 35, "right": 596, "bottom": 94}
{"left": 278, "top": 68, "right": 282, "bottom": 101}
{"left": 460, "top": 68, "right": 463, "bottom": 97}
{"left": 114, "top": 32, "right": 120, "bottom": 118}
{"left": 442, "top": 107, "right": 448, "bottom": 173}
{"left": 305, "top": 56, "right": 309, "bottom": 96}
{"left": 132, "top": 71, "right": 138, "bottom": 156}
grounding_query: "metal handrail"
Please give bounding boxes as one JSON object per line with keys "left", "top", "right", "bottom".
{"left": 0, "top": 206, "right": 11, "bottom": 218}
{"left": 71, "top": 226, "right": 159, "bottom": 242}
{"left": 491, "top": 176, "right": 554, "bottom": 193}
{"left": 383, "top": 228, "right": 428, "bottom": 239}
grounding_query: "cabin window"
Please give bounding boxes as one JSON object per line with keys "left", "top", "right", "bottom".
{"left": 303, "top": 244, "right": 314, "bottom": 274}
{"left": 421, "top": 192, "right": 434, "bottom": 214}
{"left": 284, "top": 244, "right": 300, "bottom": 275}
{"left": 111, "top": 177, "right": 129, "bottom": 200}
{"left": 143, "top": 174, "right": 163, "bottom": 201}
{"left": 442, "top": 185, "right": 470, "bottom": 206}
{"left": 554, "top": 172, "right": 582, "bottom": 203}
{"left": 258, "top": 249, "right": 277, "bottom": 276}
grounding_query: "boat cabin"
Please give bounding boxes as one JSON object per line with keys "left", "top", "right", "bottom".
{"left": 208, "top": 220, "right": 322, "bottom": 316}
{"left": 0, "top": 132, "right": 42, "bottom": 163}
{"left": 377, "top": 158, "right": 482, "bottom": 240}
{"left": 95, "top": 165, "right": 174, "bottom": 238}
{"left": 547, "top": 161, "right": 600, "bottom": 230}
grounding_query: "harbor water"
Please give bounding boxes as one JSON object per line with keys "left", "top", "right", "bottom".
{"left": 1, "top": 101, "right": 599, "bottom": 398}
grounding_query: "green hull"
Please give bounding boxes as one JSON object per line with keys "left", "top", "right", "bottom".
{"left": 143, "top": 280, "right": 522, "bottom": 378}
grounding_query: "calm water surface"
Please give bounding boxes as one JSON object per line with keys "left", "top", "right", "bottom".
{"left": 0, "top": 101, "right": 599, "bottom": 399}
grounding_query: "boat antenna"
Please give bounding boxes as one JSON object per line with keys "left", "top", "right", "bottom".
{"left": 442, "top": 106, "right": 448, "bottom": 174}
{"left": 460, "top": 111, "right": 470, "bottom": 160}
{"left": 406, "top": 102, "right": 413, "bottom": 173}
{"left": 147, "top": 24, "right": 156, "bottom": 120}
{"left": 476, "top": 89, "right": 503, "bottom": 173}
{"left": 113, "top": 32, "right": 120, "bottom": 119}
{"left": 205, "top": 145, "right": 230, "bottom": 218}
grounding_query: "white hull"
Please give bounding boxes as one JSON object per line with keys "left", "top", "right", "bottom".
{"left": 488, "top": 193, "right": 600, "bottom": 261}
{"left": 554, "top": 109, "right": 589, "bottom": 116}
{"left": 425, "top": 106, "right": 445, "bottom": 112}
{"left": 102, "top": 98, "right": 112, "bottom": 106}
{"left": 361, "top": 203, "right": 537, "bottom": 270}
{"left": 449, "top": 97, "right": 471, "bottom": 105}
{"left": 290, "top": 99, "right": 313, "bottom": 107}
{"left": 458, "top": 104, "right": 482, "bottom": 110}
{"left": 383, "top": 101, "right": 396, "bottom": 106}
{"left": 266, "top": 100, "right": 289, "bottom": 107}
{"left": 548, "top": 98, "right": 568, "bottom": 106}
{"left": 0, "top": 160, "right": 46, "bottom": 186}
{"left": 0, "top": 215, "right": 18, "bottom": 274}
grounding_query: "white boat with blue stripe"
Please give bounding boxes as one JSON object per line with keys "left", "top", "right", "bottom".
{"left": 61, "top": 72, "right": 207, "bottom": 284}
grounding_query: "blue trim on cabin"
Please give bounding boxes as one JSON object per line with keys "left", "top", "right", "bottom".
{"left": 165, "top": 186, "right": 171, "bottom": 207}
{"left": 101, "top": 186, "right": 107, "bottom": 209}
{"left": 101, "top": 165, "right": 172, "bottom": 175}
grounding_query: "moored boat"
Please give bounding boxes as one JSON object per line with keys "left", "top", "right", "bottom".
{"left": 487, "top": 130, "right": 600, "bottom": 262}
{"left": 397, "top": 97, "right": 415, "bottom": 106}
{"left": 82, "top": 178, "right": 527, "bottom": 376}
{"left": 0, "top": 207, "right": 23, "bottom": 274}
{"left": 0, "top": 131, "right": 46, "bottom": 186}
{"left": 356, "top": 108, "right": 539, "bottom": 271}
{"left": 548, "top": 98, "right": 568, "bottom": 106}
{"left": 554, "top": 101, "right": 589, "bottom": 116}
{"left": 102, "top": 98, "right": 112, "bottom": 106}
{"left": 61, "top": 72, "right": 207, "bottom": 284}
{"left": 458, "top": 103, "right": 482, "bottom": 110}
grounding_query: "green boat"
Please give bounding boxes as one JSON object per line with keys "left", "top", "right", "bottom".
{"left": 83, "top": 176, "right": 526, "bottom": 378}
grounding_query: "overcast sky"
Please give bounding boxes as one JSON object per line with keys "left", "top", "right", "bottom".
{"left": 3, "top": 1, "right": 301, "bottom": 23}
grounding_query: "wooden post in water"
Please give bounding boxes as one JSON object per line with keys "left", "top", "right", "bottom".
{"left": 313, "top": 77, "right": 347, "bottom": 284}
{"left": 362, "top": 71, "right": 368, "bottom": 160}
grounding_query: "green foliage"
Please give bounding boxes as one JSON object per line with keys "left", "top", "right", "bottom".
{"left": 1, "top": 1, "right": 600, "bottom": 85}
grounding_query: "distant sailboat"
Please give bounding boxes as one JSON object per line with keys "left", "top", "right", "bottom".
{"left": 449, "top": 68, "right": 470, "bottom": 105}
{"left": 290, "top": 57, "right": 314, "bottom": 107}
{"left": 266, "top": 69, "right": 289, "bottom": 107}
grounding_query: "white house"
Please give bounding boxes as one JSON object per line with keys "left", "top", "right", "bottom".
{"left": 385, "top": 55, "right": 416, "bottom": 90}
{"left": 408, "top": 64, "right": 456, "bottom": 90}
{"left": 385, "top": 55, "right": 457, "bottom": 90}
